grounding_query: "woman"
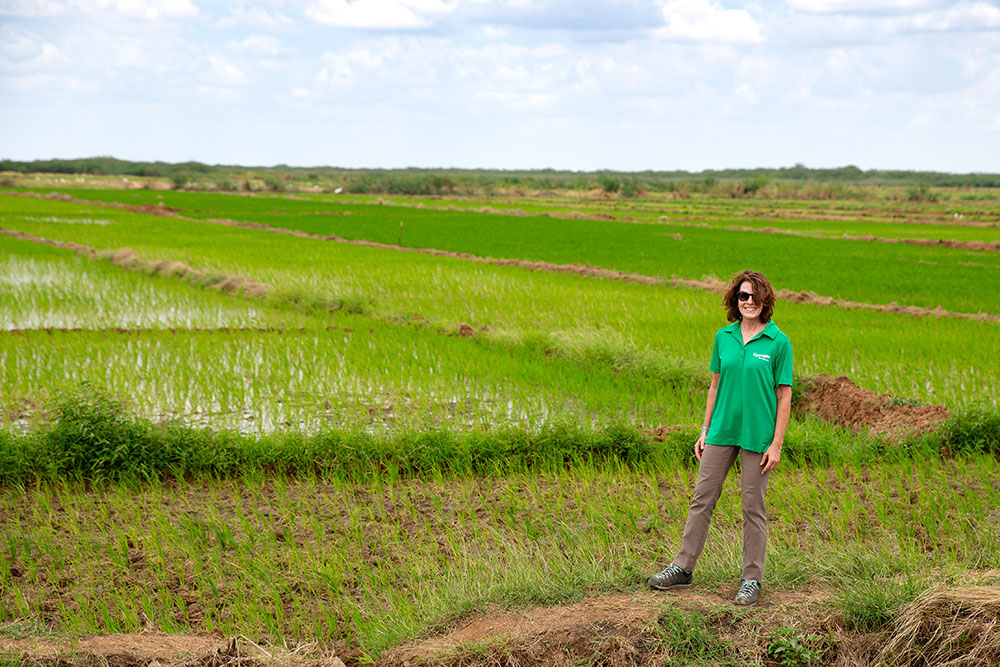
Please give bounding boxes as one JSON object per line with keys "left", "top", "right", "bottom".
{"left": 648, "top": 270, "right": 792, "bottom": 606}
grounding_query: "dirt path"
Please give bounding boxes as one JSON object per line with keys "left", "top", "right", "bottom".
{"left": 379, "top": 587, "right": 842, "bottom": 667}
{"left": 0, "top": 631, "right": 343, "bottom": 666}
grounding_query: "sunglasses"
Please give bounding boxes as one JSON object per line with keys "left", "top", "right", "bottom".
{"left": 737, "top": 291, "right": 755, "bottom": 302}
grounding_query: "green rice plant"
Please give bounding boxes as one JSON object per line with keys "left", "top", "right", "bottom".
{"left": 28, "top": 185, "right": 1000, "bottom": 243}
{"left": 6, "top": 192, "right": 1000, "bottom": 314}
{"left": 2, "top": 195, "right": 998, "bottom": 409}
{"left": 3, "top": 456, "right": 999, "bottom": 659}
{"left": 0, "top": 234, "right": 297, "bottom": 331}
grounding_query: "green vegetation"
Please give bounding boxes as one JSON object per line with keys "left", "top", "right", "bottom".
{"left": 1, "top": 181, "right": 999, "bottom": 664}
{"left": 2, "top": 194, "right": 998, "bottom": 411}
{"left": 2, "top": 456, "right": 998, "bottom": 660}
{"left": 10, "top": 189, "right": 1000, "bottom": 315}
{"left": 767, "top": 628, "right": 827, "bottom": 666}
{"left": 4, "top": 156, "right": 1000, "bottom": 191}
{"left": 0, "top": 234, "right": 293, "bottom": 330}
{"left": 656, "top": 607, "right": 737, "bottom": 664}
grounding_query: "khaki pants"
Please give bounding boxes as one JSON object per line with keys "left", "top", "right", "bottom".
{"left": 674, "top": 444, "right": 770, "bottom": 581}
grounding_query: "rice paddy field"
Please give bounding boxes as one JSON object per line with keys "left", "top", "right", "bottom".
{"left": 2, "top": 182, "right": 1000, "bottom": 666}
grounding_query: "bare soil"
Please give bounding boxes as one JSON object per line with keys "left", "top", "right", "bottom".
{"left": 796, "top": 374, "right": 951, "bottom": 441}
{"left": 0, "top": 631, "right": 346, "bottom": 666}
{"left": 380, "top": 588, "right": 833, "bottom": 667}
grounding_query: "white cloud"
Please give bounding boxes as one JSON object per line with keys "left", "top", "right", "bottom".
{"left": 656, "top": 0, "right": 763, "bottom": 43}
{"left": 2, "top": 71, "right": 94, "bottom": 93}
{"left": 197, "top": 84, "right": 239, "bottom": 103}
{"left": 238, "top": 35, "right": 290, "bottom": 55}
{"left": 87, "top": 0, "right": 198, "bottom": 20}
{"left": 305, "top": 0, "right": 458, "bottom": 29}
{"left": 786, "top": 0, "right": 932, "bottom": 13}
{"left": 216, "top": 5, "right": 294, "bottom": 28}
{"left": 198, "top": 56, "right": 249, "bottom": 86}
{"left": 902, "top": 2, "right": 1000, "bottom": 31}
{"left": 480, "top": 25, "right": 508, "bottom": 40}
{"left": 1, "top": 0, "right": 197, "bottom": 18}
{"left": 0, "top": 0, "right": 69, "bottom": 17}
{"left": 0, "top": 25, "right": 63, "bottom": 72}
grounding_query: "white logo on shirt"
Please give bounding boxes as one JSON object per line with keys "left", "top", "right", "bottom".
{"left": 753, "top": 353, "right": 771, "bottom": 361}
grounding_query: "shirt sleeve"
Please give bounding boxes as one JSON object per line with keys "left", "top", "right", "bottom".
{"left": 709, "top": 330, "right": 722, "bottom": 373}
{"left": 774, "top": 335, "right": 793, "bottom": 386}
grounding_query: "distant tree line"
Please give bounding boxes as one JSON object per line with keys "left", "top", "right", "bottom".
{"left": 3, "top": 156, "right": 999, "bottom": 192}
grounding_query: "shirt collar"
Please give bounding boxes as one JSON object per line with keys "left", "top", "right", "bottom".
{"left": 727, "top": 320, "right": 779, "bottom": 340}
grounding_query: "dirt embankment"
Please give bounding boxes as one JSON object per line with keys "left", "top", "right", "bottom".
{"left": 0, "top": 632, "right": 346, "bottom": 666}
{"left": 672, "top": 276, "right": 1000, "bottom": 323}
{"left": 795, "top": 374, "right": 951, "bottom": 441}
{"left": 4, "top": 584, "right": 1000, "bottom": 666}
{"left": 0, "top": 228, "right": 269, "bottom": 299}
{"left": 380, "top": 584, "right": 1000, "bottom": 667}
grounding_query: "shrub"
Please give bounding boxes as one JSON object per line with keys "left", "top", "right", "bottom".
{"left": 170, "top": 172, "right": 190, "bottom": 190}
{"left": 597, "top": 172, "right": 620, "bottom": 194}
{"left": 740, "top": 174, "right": 771, "bottom": 196}
{"left": 620, "top": 177, "right": 641, "bottom": 198}
{"left": 906, "top": 184, "right": 935, "bottom": 202}
{"left": 261, "top": 174, "right": 285, "bottom": 192}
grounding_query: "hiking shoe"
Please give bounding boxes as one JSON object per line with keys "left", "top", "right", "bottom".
{"left": 647, "top": 563, "right": 693, "bottom": 590}
{"left": 734, "top": 579, "right": 761, "bottom": 606}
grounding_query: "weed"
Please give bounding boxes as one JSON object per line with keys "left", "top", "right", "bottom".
{"left": 942, "top": 407, "right": 1000, "bottom": 455}
{"left": 655, "top": 607, "right": 736, "bottom": 663}
{"left": 767, "top": 627, "right": 825, "bottom": 666}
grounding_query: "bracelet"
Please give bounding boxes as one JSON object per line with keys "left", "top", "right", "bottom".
{"left": 700, "top": 426, "right": 708, "bottom": 437}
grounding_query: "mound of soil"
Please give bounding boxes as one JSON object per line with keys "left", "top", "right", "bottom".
{"left": 0, "top": 632, "right": 345, "bottom": 667}
{"left": 797, "top": 374, "right": 950, "bottom": 441}
{"left": 381, "top": 588, "right": 829, "bottom": 667}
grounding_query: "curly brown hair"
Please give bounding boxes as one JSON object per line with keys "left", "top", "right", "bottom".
{"left": 723, "top": 270, "right": 776, "bottom": 323}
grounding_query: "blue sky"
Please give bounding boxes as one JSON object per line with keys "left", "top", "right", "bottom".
{"left": 1, "top": 0, "right": 998, "bottom": 172}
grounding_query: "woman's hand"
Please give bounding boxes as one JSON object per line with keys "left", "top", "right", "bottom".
{"left": 760, "top": 443, "right": 781, "bottom": 473}
{"left": 694, "top": 433, "right": 707, "bottom": 460}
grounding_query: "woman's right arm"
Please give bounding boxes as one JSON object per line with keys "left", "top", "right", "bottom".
{"left": 695, "top": 372, "right": 720, "bottom": 460}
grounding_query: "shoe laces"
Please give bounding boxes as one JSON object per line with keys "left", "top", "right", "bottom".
{"left": 738, "top": 580, "right": 760, "bottom": 595}
{"left": 661, "top": 563, "right": 684, "bottom": 577}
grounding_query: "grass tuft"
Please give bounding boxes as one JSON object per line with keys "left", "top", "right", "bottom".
{"left": 942, "top": 407, "right": 1000, "bottom": 455}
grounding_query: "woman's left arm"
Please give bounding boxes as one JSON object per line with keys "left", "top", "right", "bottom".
{"left": 760, "top": 384, "right": 792, "bottom": 474}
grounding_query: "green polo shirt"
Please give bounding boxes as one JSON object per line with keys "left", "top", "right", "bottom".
{"left": 706, "top": 320, "right": 793, "bottom": 454}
